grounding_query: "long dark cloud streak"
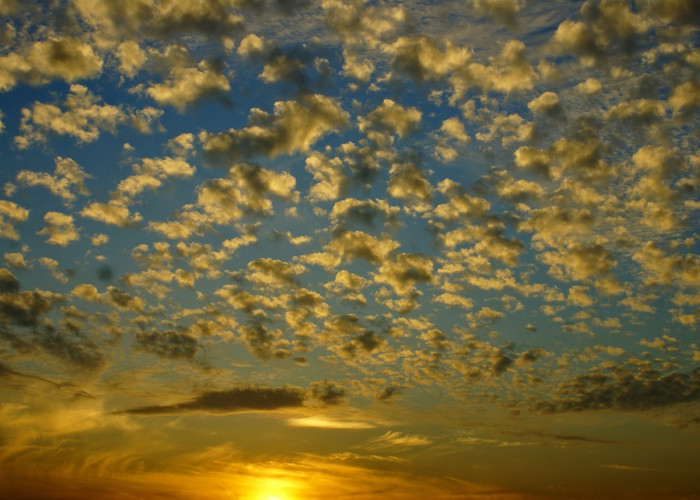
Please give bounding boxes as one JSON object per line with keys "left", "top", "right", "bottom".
{"left": 116, "top": 385, "right": 307, "bottom": 415}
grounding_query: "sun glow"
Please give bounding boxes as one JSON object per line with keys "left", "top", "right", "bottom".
{"left": 249, "top": 476, "right": 297, "bottom": 500}
{"left": 255, "top": 491, "right": 290, "bottom": 500}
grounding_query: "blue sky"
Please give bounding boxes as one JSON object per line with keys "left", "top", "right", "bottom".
{"left": 1, "top": 1, "right": 700, "bottom": 499}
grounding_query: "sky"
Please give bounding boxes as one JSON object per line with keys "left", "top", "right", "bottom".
{"left": 1, "top": 0, "right": 700, "bottom": 499}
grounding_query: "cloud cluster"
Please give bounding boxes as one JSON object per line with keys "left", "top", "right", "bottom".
{"left": 537, "top": 363, "right": 700, "bottom": 413}
{"left": 0, "top": 37, "right": 102, "bottom": 92}
{"left": 201, "top": 94, "right": 349, "bottom": 160}
{"left": 0, "top": 3, "right": 699, "bottom": 496}
{"left": 15, "top": 84, "right": 162, "bottom": 148}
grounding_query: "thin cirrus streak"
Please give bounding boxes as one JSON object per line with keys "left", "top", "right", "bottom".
{"left": 0, "top": 0, "right": 699, "bottom": 499}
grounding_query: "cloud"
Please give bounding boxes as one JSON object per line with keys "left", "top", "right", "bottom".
{"left": 310, "top": 380, "right": 347, "bottom": 405}
{"left": 117, "top": 40, "right": 146, "bottom": 77}
{"left": 632, "top": 241, "right": 700, "bottom": 288}
{"left": 145, "top": 60, "right": 231, "bottom": 112}
{"left": 518, "top": 206, "right": 593, "bottom": 248}
{"left": 358, "top": 99, "right": 422, "bottom": 142}
{"left": 668, "top": 81, "right": 700, "bottom": 118}
{"left": 575, "top": 77, "right": 602, "bottom": 95}
{"left": 0, "top": 36, "right": 102, "bottom": 92}
{"left": 377, "top": 385, "right": 400, "bottom": 401}
{"left": 71, "top": 284, "right": 144, "bottom": 312}
{"left": 336, "top": 330, "right": 386, "bottom": 360}
{"left": 0, "top": 200, "right": 29, "bottom": 241}
{"left": 38, "top": 257, "right": 69, "bottom": 284}
{"left": 4, "top": 251, "right": 27, "bottom": 270}
{"left": 246, "top": 257, "right": 306, "bottom": 288}
{"left": 240, "top": 321, "right": 293, "bottom": 360}
{"left": 238, "top": 33, "right": 269, "bottom": 58}
{"left": 0, "top": 1, "right": 699, "bottom": 495}
{"left": 135, "top": 330, "right": 199, "bottom": 360}
{"left": 117, "top": 385, "right": 307, "bottom": 415}
{"left": 540, "top": 243, "right": 617, "bottom": 282}
{"left": 528, "top": 91, "right": 562, "bottom": 116}
{"left": 342, "top": 47, "right": 375, "bottom": 82}
{"left": 365, "top": 431, "right": 432, "bottom": 450}
{"left": 387, "top": 162, "right": 433, "bottom": 209}
{"left": 434, "top": 179, "right": 490, "bottom": 220}
{"left": 200, "top": 94, "right": 349, "bottom": 160}
{"left": 15, "top": 84, "right": 161, "bottom": 148}
{"left": 80, "top": 200, "right": 143, "bottom": 227}
{"left": 0, "top": 284, "right": 59, "bottom": 329}
{"left": 503, "top": 429, "right": 618, "bottom": 445}
{"left": 330, "top": 198, "right": 399, "bottom": 226}
{"left": 37, "top": 327, "right": 108, "bottom": 372}
{"left": 305, "top": 151, "right": 349, "bottom": 202}
{"left": 469, "top": 0, "right": 523, "bottom": 28}
{"left": 38, "top": 211, "right": 80, "bottom": 246}
{"left": 374, "top": 253, "right": 433, "bottom": 296}
{"left": 285, "top": 287, "right": 329, "bottom": 328}
{"left": 0, "top": 269, "right": 21, "bottom": 294}
{"left": 117, "top": 156, "right": 196, "bottom": 201}
{"left": 388, "top": 36, "right": 470, "bottom": 83}
{"left": 287, "top": 416, "right": 375, "bottom": 429}
{"left": 301, "top": 229, "right": 400, "bottom": 270}
{"left": 536, "top": 364, "right": 700, "bottom": 413}
{"left": 73, "top": 0, "right": 245, "bottom": 43}
{"left": 323, "top": 0, "right": 406, "bottom": 46}
{"left": 16, "top": 157, "right": 91, "bottom": 203}
{"left": 645, "top": 0, "right": 700, "bottom": 25}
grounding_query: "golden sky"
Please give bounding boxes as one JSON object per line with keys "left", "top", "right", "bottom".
{"left": 1, "top": 0, "right": 700, "bottom": 498}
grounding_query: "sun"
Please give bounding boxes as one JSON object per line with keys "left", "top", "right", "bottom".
{"left": 253, "top": 486, "right": 291, "bottom": 500}
{"left": 244, "top": 470, "right": 302, "bottom": 500}
{"left": 259, "top": 494, "right": 289, "bottom": 500}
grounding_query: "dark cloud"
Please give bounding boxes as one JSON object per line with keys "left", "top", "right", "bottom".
{"left": 0, "top": 289, "right": 58, "bottom": 327}
{"left": 135, "top": 330, "right": 199, "bottom": 360}
{"left": 0, "top": 360, "right": 96, "bottom": 398}
{"left": 243, "top": 42, "right": 324, "bottom": 91}
{"left": 117, "top": 385, "right": 306, "bottom": 415}
{"left": 96, "top": 265, "right": 113, "bottom": 281}
{"left": 491, "top": 352, "right": 514, "bottom": 375}
{"left": 645, "top": 0, "right": 700, "bottom": 25}
{"left": 519, "top": 348, "right": 545, "bottom": 364}
{"left": 536, "top": 365, "right": 700, "bottom": 413}
{"left": 0, "top": 268, "right": 20, "bottom": 293}
{"left": 310, "top": 380, "right": 347, "bottom": 405}
{"left": 676, "top": 415, "right": 700, "bottom": 429}
{"left": 235, "top": 0, "right": 311, "bottom": 15}
{"left": 503, "top": 429, "right": 619, "bottom": 445}
{"left": 37, "top": 327, "right": 107, "bottom": 371}
{"left": 0, "top": 328, "right": 34, "bottom": 353}
{"left": 106, "top": 286, "right": 142, "bottom": 311}
{"left": 346, "top": 330, "right": 385, "bottom": 356}
{"left": 377, "top": 386, "right": 400, "bottom": 401}
{"left": 0, "top": 359, "right": 15, "bottom": 377}
{"left": 241, "top": 322, "right": 292, "bottom": 360}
